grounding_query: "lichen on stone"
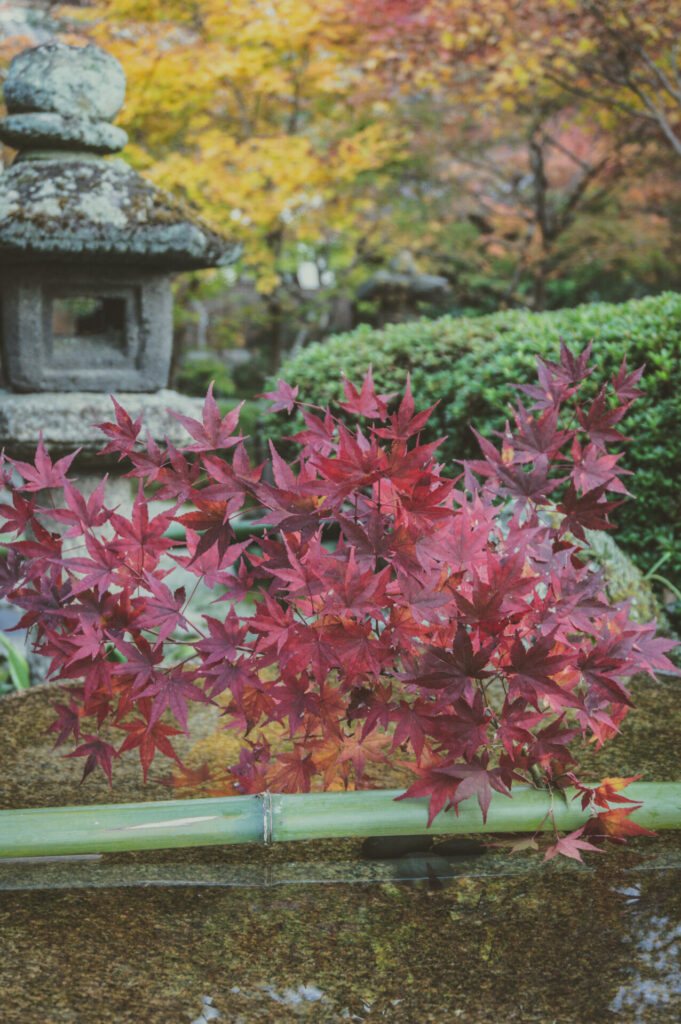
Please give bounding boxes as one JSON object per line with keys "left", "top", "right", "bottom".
{"left": 77, "top": 188, "right": 129, "bottom": 228}
{"left": 0, "top": 189, "right": 20, "bottom": 219}
{"left": 0, "top": 156, "right": 234, "bottom": 269}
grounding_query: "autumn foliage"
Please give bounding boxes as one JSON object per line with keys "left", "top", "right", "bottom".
{"left": 0, "top": 347, "right": 676, "bottom": 855}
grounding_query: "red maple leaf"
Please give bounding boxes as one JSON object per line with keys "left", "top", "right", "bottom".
{"left": 11, "top": 435, "right": 78, "bottom": 492}
{"left": 195, "top": 609, "right": 247, "bottom": 667}
{"left": 401, "top": 627, "right": 496, "bottom": 700}
{"left": 46, "top": 478, "right": 112, "bottom": 536}
{"left": 516, "top": 357, "right": 576, "bottom": 411}
{"left": 397, "top": 757, "right": 510, "bottom": 825}
{"left": 0, "top": 490, "right": 36, "bottom": 535}
{"left": 117, "top": 708, "right": 183, "bottom": 781}
{"left": 260, "top": 378, "right": 300, "bottom": 414}
{"left": 553, "top": 340, "right": 595, "bottom": 386}
{"left": 109, "top": 484, "right": 176, "bottom": 570}
{"left": 152, "top": 439, "right": 201, "bottom": 501}
{"left": 338, "top": 367, "right": 394, "bottom": 419}
{"left": 569, "top": 440, "right": 631, "bottom": 496}
{"left": 543, "top": 826, "right": 603, "bottom": 862}
{"left": 311, "top": 423, "right": 388, "bottom": 501}
{"left": 509, "top": 402, "right": 572, "bottom": 460}
{"left": 95, "top": 396, "right": 143, "bottom": 457}
{"left": 577, "top": 386, "right": 628, "bottom": 450}
{"left": 170, "top": 384, "right": 244, "bottom": 452}
{"left": 139, "top": 573, "right": 189, "bottom": 645}
{"left": 556, "top": 483, "right": 623, "bottom": 540}
{"left": 568, "top": 773, "right": 643, "bottom": 812}
{"left": 65, "top": 735, "right": 117, "bottom": 784}
{"left": 322, "top": 618, "right": 387, "bottom": 682}
{"left": 611, "top": 358, "right": 644, "bottom": 402}
{"left": 44, "top": 697, "right": 83, "bottom": 748}
{"left": 135, "top": 669, "right": 209, "bottom": 734}
{"left": 631, "top": 625, "right": 681, "bottom": 680}
{"left": 336, "top": 728, "right": 390, "bottom": 781}
{"left": 59, "top": 533, "right": 126, "bottom": 597}
{"left": 110, "top": 636, "right": 166, "bottom": 694}
{"left": 375, "top": 374, "right": 437, "bottom": 440}
{"left": 267, "top": 746, "right": 315, "bottom": 792}
{"left": 494, "top": 455, "right": 561, "bottom": 505}
{"left": 322, "top": 549, "right": 391, "bottom": 618}
{"left": 390, "top": 700, "right": 436, "bottom": 759}
{"left": 527, "top": 717, "right": 579, "bottom": 770}
{"left": 496, "top": 699, "right": 544, "bottom": 756}
{"left": 506, "top": 632, "right": 580, "bottom": 709}
{"left": 178, "top": 500, "right": 238, "bottom": 563}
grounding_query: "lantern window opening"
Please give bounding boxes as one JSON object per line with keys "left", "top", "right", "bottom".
{"left": 45, "top": 288, "right": 135, "bottom": 368}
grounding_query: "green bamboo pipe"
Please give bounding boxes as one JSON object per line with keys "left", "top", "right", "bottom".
{"left": 0, "top": 782, "right": 679, "bottom": 859}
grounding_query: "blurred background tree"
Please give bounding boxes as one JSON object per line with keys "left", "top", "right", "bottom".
{"left": 2, "top": 0, "right": 681, "bottom": 381}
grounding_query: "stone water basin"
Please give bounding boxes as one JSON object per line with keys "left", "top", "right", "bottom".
{"left": 1, "top": 673, "right": 680, "bottom": 1023}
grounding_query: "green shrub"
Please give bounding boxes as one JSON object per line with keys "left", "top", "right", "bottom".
{"left": 175, "top": 356, "right": 235, "bottom": 400}
{"left": 269, "top": 292, "right": 681, "bottom": 588}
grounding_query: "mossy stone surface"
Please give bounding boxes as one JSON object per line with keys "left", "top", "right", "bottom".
{"left": 0, "top": 112, "right": 128, "bottom": 154}
{"left": 0, "top": 157, "right": 232, "bottom": 270}
{"left": 585, "top": 527, "right": 668, "bottom": 626}
{"left": 3, "top": 41, "right": 125, "bottom": 121}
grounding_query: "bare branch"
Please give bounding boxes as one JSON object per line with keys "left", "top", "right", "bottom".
{"left": 552, "top": 154, "right": 611, "bottom": 236}
{"left": 542, "top": 69, "right": 659, "bottom": 124}
{"left": 503, "top": 222, "right": 536, "bottom": 303}
{"left": 635, "top": 46, "right": 681, "bottom": 105}
{"left": 529, "top": 127, "right": 549, "bottom": 242}
{"left": 671, "top": 38, "right": 681, "bottom": 95}
{"left": 620, "top": 75, "right": 681, "bottom": 160}
{"left": 542, "top": 132, "right": 591, "bottom": 172}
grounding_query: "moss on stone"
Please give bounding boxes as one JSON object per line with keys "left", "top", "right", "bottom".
{"left": 0, "top": 157, "right": 233, "bottom": 270}
{"left": 584, "top": 528, "right": 668, "bottom": 627}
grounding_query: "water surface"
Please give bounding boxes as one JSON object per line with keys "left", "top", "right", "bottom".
{"left": 1, "top": 672, "right": 681, "bottom": 1022}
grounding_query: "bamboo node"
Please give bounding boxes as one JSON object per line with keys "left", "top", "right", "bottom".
{"left": 259, "top": 791, "right": 273, "bottom": 846}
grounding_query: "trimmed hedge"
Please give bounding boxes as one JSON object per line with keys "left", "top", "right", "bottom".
{"left": 268, "top": 292, "right": 681, "bottom": 587}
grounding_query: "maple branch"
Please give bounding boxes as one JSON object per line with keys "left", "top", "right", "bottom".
{"left": 2, "top": 346, "right": 673, "bottom": 860}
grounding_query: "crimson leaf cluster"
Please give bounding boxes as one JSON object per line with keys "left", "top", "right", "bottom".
{"left": 0, "top": 345, "right": 676, "bottom": 849}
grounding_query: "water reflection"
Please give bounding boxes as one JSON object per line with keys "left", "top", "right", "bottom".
{"left": 2, "top": 845, "right": 681, "bottom": 1023}
{"left": 610, "top": 910, "right": 681, "bottom": 1021}
{"left": 190, "top": 994, "right": 221, "bottom": 1023}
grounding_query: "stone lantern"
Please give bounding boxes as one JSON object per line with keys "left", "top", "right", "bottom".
{"left": 0, "top": 40, "right": 237, "bottom": 675}
{"left": 0, "top": 40, "right": 233, "bottom": 395}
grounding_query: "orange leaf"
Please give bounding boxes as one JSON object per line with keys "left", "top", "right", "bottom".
{"left": 597, "top": 806, "right": 656, "bottom": 838}
{"left": 593, "top": 774, "right": 643, "bottom": 809}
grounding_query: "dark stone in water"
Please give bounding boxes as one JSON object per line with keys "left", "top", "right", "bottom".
{"left": 361, "top": 834, "right": 434, "bottom": 859}
{"left": 431, "top": 837, "right": 487, "bottom": 857}
{"left": 361, "top": 835, "right": 488, "bottom": 860}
